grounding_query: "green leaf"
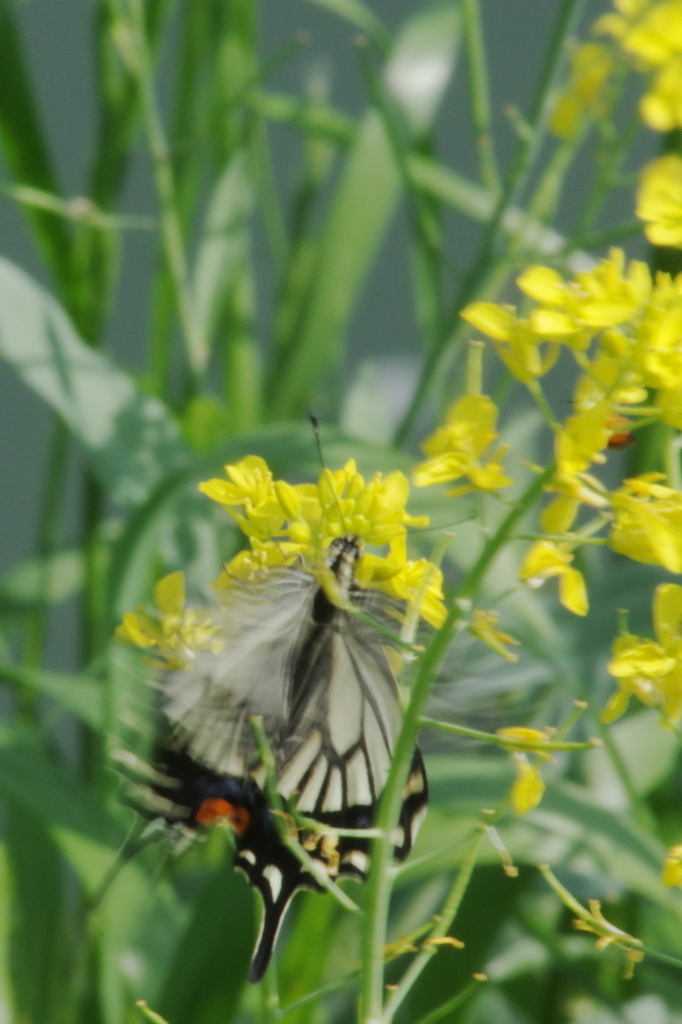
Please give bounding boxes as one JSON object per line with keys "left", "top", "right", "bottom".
{"left": 267, "top": 6, "right": 462, "bottom": 418}
{"left": 0, "top": 257, "right": 190, "bottom": 506}
{"left": 303, "top": 0, "right": 391, "bottom": 51}
{"left": 192, "top": 150, "right": 255, "bottom": 351}
{"left": 6, "top": 803, "right": 65, "bottom": 1024}
{"left": 0, "top": 662, "right": 104, "bottom": 729}
{"left": 0, "top": 548, "right": 84, "bottom": 615}
{"left": 156, "top": 860, "right": 253, "bottom": 1024}
{"left": 0, "top": 0, "right": 71, "bottom": 291}
{"left": 0, "top": 728, "right": 120, "bottom": 892}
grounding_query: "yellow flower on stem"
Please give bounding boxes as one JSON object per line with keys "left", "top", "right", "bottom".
{"left": 413, "top": 395, "right": 513, "bottom": 496}
{"left": 598, "top": 0, "right": 682, "bottom": 130}
{"left": 116, "top": 572, "right": 224, "bottom": 669}
{"left": 662, "top": 843, "right": 682, "bottom": 886}
{"left": 496, "top": 727, "right": 554, "bottom": 815}
{"left": 519, "top": 540, "right": 589, "bottom": 616}
{"left": 550, "top": 42, "right": 614, "bottom": 138}
{"left": 637, "top": 154, "right": 682, "bottom": 246}
{"left": 460, "top": 303, "right": 560, "bottom": 381}
{"left": 201, "top": 456, "right": 441, "bottom": 626}
{"left": 604, "top": 582, "right": 682, "bottom": 722}
{"left": 469, "top": 609, "right": 519, "bottom": 661}
{"left": 610, "top": 474, "right": 682, "bottom": 572}
{"left": 508, "top": 756, "right": 546, "bottom": 815}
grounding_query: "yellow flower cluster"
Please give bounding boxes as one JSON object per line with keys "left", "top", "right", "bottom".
{"left": 201, "top": 456, "right": 446, "bottom": 628}
{"left": 604, "top": 582, "right": 682, "bottom": 722}
{"left": 116, "top": 572, "right": 224, "bottom": 669}
{"left": 597, "top": 0, "right": 682, "bottom": 131}
{"left": 412, "top": 395, "right": 512, "bottom": 497}
{"left": 464, "top": 248, "right": 682, "bottom": 615}
{"left": 637, "top": 154, "right": 682, "bottom": 248}
{"left": 550, "top": 42, "right": 614, "bottom": 138}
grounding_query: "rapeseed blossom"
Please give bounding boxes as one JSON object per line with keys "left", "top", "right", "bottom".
{"left": 202, "top": 456, "right": 446, "bottom": 628}
{"left": 116, "top": 571, "right": 224, "bottom": 669}
{"left": 518, "top": 540, "right": 589, "bottom": 616}
{"left": 550, "top": 42, "right": 614, "bottom": 137}
{"left": 604, "top": 582, "right": 682, "bottom": 722}
{"left": 412, "top": 395, "right": 512, "bottom": 496}
{"left": 497, "top": 727, "right": 553, "bottom": 815}
{"left": 637, "top": 154, "right": 682, "bottom": 247}
{"left": 597, "top": 0, "right": 682, "bottom": 131}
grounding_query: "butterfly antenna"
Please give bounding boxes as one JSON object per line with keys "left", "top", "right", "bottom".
{"left": 308, "top": 412, "right": 351, "bottom": 536}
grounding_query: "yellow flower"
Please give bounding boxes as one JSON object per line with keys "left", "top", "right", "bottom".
{"left": 116, "top": 572, "right": 224, "bottom": 669}
{"left": 469, "top": 609, "right": 519, "bottom": 661}
{"left": 662, "top": 843, "right": 682, "bottom": 886}
{"left": 497, "top": 726, "right": 554, "bottom": 757}
{"left": 598, "top": 0, "right": 682, "bottom": 130}
{"left": 637, "top": 154, "right": 682, "bottom": 246}
{"left": 413, "top": 395, "right": 513, "bottom": 495}
{"left": 460, "top": 303, "right": 559, "bottom": 381}
{"left": 509, "top": 756, "right": 546, "bottom": 815}
{"left": 519, "top": 540, "right": 589, "bottom": 616}
{"left": 550, "top": 42, "right": 614, "bottom": 138}
{"left": 556, "top": 399, "right": 612, "bottom": 476}
{"left": 610, "top": 474, "right": 682, "bottom": 572}
{"left": 201, "top": 457, "right": 441, "bottom": 626}
{"left": 604, "top": 582, "right": 682, "bottom": 722}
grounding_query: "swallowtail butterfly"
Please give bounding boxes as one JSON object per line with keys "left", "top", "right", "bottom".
{"left": 144, "top": 536, "right": 428, "bottom": 982}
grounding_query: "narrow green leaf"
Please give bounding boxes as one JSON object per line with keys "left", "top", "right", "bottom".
{"left": 0, "top": 0, "right": 71, "bottom": 290}
{"left": 192, "top": 150, "right": 255, "bottom": 348}
{"left": 0, "top": 729, "right": 120, "bottom": 892}
{"left": 0, "top": 662, "right": 104, "bottom": 729}
{"left": 157, "top": 863, "right": 252, "bottom": 1024}
{"left": 0, "top": 844, "right": 13, "bottom": 1024}
{"left": 268, "top": 7, "right": 462, "bottom": 418}
{"left": 0, "top": 548, "right": 84, "bottom": 614}
{"left": 303, "top": 0, "right": 391, "bottom": 52}
{"left": 6, "top": 803, "right": 65, "bottom": 1024}
{"left": 0, "top": 257, "right": 190, "bottom": 506}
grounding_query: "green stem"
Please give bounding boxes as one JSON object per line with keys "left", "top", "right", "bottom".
{"left": 420, "top": 717, "right": 596, "bottom": 752}
{"left": 359, "top": 463, "right": 555, "bottom": 1023}
{"left": 118, "top": 0, "right": 206, "bottom": 382}
{"left": 382, "top": 830, "right": 483, "bottom": 1022}
{"left": 394, "top": 0, "right": 587, "bottom": 445}
{"left": 462, "top": 0, "right": 499, "bottom": 194}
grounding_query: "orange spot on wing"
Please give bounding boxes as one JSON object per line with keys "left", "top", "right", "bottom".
{"left": 196, "top": 798, "right": 251, "bottom": 833}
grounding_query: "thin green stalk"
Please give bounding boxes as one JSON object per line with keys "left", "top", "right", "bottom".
{"left": 419, "top": 718, "right": 596, "bottom": 753}
{"left": 382, "top": 830, "right": 483, "bottom": 1023}
{"left": 592, "top": 712, "right": 659, "bottom": 833}
{"left": 117, "top": 0, "right": 207, "bottom": 382}
{"left": 22, "top": 419, "right": 69, "bottom": 677}
{"left": 359, "top": 464, "right": 555, "bottom": 1023}
{"left": 409, "top": 980, "right": 482, "bottom": 1024}
{"left": 394, "top": 0, "right": 587, "bottom": 445}
{"left": 462, "top": 0, "right": 499, "bottom": 194}
{"left": 355, "top": 42, "right": 444, "bottom": 350}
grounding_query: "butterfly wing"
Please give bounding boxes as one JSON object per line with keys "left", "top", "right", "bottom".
{"left": 161, "top": 571, "right": 316, "bottom": 778}
{"left": 151, "top": 563, "right": 427, "bottom": 980}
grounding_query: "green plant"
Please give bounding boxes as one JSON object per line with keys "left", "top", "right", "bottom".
{"left": 4, "top": 1, "right": 682, "bottom": 1022}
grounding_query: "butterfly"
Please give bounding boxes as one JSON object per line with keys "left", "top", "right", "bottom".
{"left": 143, "top": 536, "right": 428, "bottom": 982}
